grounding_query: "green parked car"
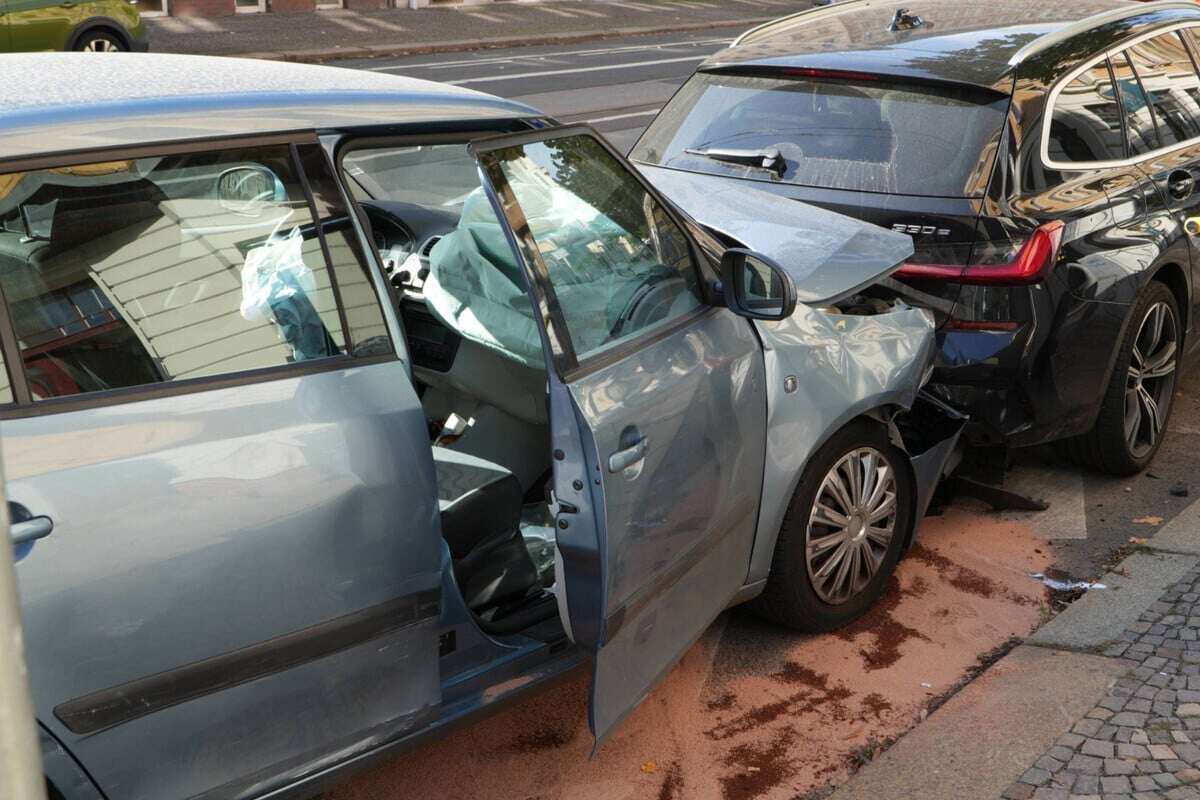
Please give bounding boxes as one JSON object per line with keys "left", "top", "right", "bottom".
{"left": 1, "top": 0, "right": 148, "bottom": 52}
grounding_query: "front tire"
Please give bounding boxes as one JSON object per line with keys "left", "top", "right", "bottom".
{"left": 751, "top": 421, "right": 915, "bottom": 633}
{"left": 74, "top": 30, "right": 125, "bottom": 52}
{"left": 1064, "top": 282, "right": 1180, "bottom": 476}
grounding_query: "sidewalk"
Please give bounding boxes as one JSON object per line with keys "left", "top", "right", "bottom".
{"left": 830, "top": 500, "right": 1200, "bottom": 800}
{"left": 145, "top": 0, "right": 782, "bottom": 62}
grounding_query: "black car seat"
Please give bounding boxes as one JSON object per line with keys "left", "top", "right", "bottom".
{"left": 432, "top": 447, "right": 542, "bottom": 617}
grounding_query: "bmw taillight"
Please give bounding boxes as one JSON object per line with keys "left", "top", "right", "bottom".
{"left": 894, "top": 221, "right": 1065, "bottom": 286}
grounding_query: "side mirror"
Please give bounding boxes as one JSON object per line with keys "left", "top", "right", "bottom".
{"left": 216, "top": 165, "right": 285, "bottom": 216}
{"left": 720, "top": 248, "right": 797, "bottom": 321}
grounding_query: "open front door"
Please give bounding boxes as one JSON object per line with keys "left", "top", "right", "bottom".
{"left": 470, "top": 127, "right": 767, "bottom": 742}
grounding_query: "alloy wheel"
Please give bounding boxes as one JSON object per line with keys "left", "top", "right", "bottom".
{"left": 82, "top": 38, "right": 121, "bottom": 52}
{"left": 805, "top": 447, "right": 897, "bottom": 605}
{"left": 1125, "top": 301, "right": 1178, "bottom": 459}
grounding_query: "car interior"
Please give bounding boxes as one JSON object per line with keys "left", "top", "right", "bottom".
{"left": 342, "top": 142, "right": 564, "bottom": 637}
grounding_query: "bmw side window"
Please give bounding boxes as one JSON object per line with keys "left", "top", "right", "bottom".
{"left": 1048, "top": 60, "right": 1126, "bottom": 163}
{"left": 0, "top": 145, "right": 350, "bottom": 402}
{"left": 481, "top": 134, "right": 705, "bottom": 364}
{"left": 1124, "top": 33, "right": 1200, "bottom": 147}
{"left": 1111, "top": 51, "right": 1161, "bottom": 156}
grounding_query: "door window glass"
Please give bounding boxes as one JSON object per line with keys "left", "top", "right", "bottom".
{"left": 295, "top": 144, "right": 392, "bottom": 356}
{"left": 1048, "top": 60, "right": 1126, "bottom": 163}
{"left": 481, "top": 135, "right": 705, "bottom": 363}
{"left": 0, "top": 146, "right": 349, "bottom": 402}
{"left": 1111, "top": 51, "right": 1161, "bottom": 155}
{"left": 1125, "top": 32, "right": 1200, "bottom": 147}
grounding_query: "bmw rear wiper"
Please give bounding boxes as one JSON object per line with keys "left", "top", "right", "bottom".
{"left": 683, "top": 146, "right": 785, "bottom": 177}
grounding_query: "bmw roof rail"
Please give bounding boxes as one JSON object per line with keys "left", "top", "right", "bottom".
{"left": 730, "top": 0, "right": 873, "bottom": 48}
{"left": 1007, "top": 0, "right": 1200, "bottom": 66}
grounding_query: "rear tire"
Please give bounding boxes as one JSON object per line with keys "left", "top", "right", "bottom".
{"left": 750, "top": 420, "right": 915, "bottom": 633}
{"left": 1063, "top": 282, "right": 1180, "bottom": 476}
{"left": 74, "top": 30, "right": 125, "bottom": 52}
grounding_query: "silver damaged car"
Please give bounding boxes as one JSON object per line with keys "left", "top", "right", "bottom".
{"left": 2, "top": 53, "right": 960, "bottom": 800}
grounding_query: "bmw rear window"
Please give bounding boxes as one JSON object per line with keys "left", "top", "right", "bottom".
{"left": 631, "top": 71, "right": 1010, "bottom": 198}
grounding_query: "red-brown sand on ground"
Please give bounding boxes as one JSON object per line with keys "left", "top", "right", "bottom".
{"left": 332, "top": 505, "right": 1050, "bottom": 800}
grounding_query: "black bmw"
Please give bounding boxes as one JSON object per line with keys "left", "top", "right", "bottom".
{"left": 632, "top": 0, "right": 1200, "bottom": 474}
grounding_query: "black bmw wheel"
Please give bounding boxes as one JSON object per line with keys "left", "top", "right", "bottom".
{"left": 1065, "top": 282, "right": 1180, "bottom": 475}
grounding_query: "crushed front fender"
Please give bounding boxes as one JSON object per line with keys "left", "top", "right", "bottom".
{"left": 747, "top": 301, "right": 959, "bottom": 583}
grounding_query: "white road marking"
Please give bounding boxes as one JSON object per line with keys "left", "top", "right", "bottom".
{"left": 364, "top": 17, "right": 407, "bottom": 32}
{"left": 325, "top": 15, "right": 371, "bottom": 32}
{"left": 570, "top": 6, "right": 608, "bottom": 17}
{"left": 445, "top": 54, "right": 709, "bottom": 85}
{"left": 1001, "top": 464, "right": 1089, "bottom": 540}
{"left": 539, "top": 5, "right": 580, "bottom": 16}
{"left": 365, "top": 37, "right": 728, "bottom": 72}
{"left": 584, "top": 107, "right": 661, "bottom": 123}
{"left": 462, "top": 11, "right": 507, "bottom": 23}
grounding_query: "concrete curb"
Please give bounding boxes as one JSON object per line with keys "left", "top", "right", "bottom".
{"left": 1150, "top": 496, "right": 1200, "bottom": 556}
{"left": 827, "top": 646, "right": 1127, "bottom": 800}
{"left": 170, "top": 17, "right": 774, "bottom": 64}
{"left": 1027, "top": 549, "right": 1199, "bottom": 652}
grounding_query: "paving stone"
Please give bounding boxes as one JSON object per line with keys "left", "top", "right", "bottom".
{"left": 1038, "top": 755, "right": 1066, "bottom": 773}
{"left": 1124, "top": 745, "right": 1155, "bottom": 760}
{"left": 1152, "top": 746, "right": 1180, "bottom": 760}
{"left": 1032, "top": 788, "right": 1067, "bottom": 800}
{"left": 1076, "top": 719, "right": 1106, "bottom": 737}
{"left": 1070, "top": 755, "right": 1104, "bottom": 775}
{"left": 1023, "top": 767, "right": 1053, "bottom": 786}
{"left": 1075, "top": 775, "right": 1101, "bottom": 793}
{"left": 1103, "top": 775, "right": 1134, "bottom": 793}
{"left": 1115, "top": 713, "right": 1153, "bottom": 727}
{"left": 1061, "top": 734, "right": 1088, "bottom": 749}
{"left": 1085, "top": 741, "right": 1118, "bottom": 758}
{"left": 1109, "top": 760, "right": 1140, "bottom": 776}
{"left": 1134, "top": 775, "right": 1162, "bottom": 791}
{"left": 1158, "top": 773, "right": 1185, "bottom": 789}
{"left": 1003, "top": 782, "right": 1036, "bottom": 799}
{"left": 1175, "top": 744, "right": 1200, "bottom": 763}
{"left": 1052, "top": 746, "right": 1080, "bottom": 762}
{"left": 1182, "top": 769, "right": 1200, "bottom": 784}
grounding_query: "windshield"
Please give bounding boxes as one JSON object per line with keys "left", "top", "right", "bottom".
{"left": 631, "top": 72, "right": 1009, "bottom": 198}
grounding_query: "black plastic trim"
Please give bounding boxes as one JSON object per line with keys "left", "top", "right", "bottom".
{"left": 54, "top": 589, "right": 441, "bottom": 736}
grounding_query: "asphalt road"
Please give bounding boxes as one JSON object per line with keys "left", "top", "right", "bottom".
{"left": 334, "top": 28, "right": 734, "bottom": 152}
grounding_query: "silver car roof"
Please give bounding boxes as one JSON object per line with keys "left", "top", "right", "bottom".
{"left": 0, "top": 53, "right": 540, "bottom": 162}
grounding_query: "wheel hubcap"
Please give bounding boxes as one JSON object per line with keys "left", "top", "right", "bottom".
{"left": 805, "top": 447, "right": 897, "bottom": 605}
{"left": 83, "top": 39, "right": 120, "bottom": 52}
{"left": 1125, "top": 301, "right": 1178, "bottom": 459}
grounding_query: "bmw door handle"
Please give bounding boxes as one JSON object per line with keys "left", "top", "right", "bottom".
{"left": 1168, "top": 171, "right": 1195, "bottom": 200}
{"left": 10, "top": 515, "right": 53, "bottom": 546}
{"left": 608, "top": 429, "right": 649, "bottom": 473}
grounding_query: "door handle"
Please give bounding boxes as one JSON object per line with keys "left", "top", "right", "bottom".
{"left": 607, "top": 432, "right": 648, "bottom": 473}
{"left": 10, "top": 515, "right": 53, "bottom": 546}
{"left": 1168, "top": 171, "right": 1195, "bottom": 200}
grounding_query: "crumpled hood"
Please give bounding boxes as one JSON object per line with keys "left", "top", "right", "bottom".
{"left": 637, "top": 165, "right": 914, "bottom": 305}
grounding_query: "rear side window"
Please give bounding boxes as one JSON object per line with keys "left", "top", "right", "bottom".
{"left": 1111, "top": 51, "right": 1163, "bottom": 155}
{"left": 630, "top": 71, "right": 1009, "bottom": 197}
{"left": 1048, "top": 61, "right": 1126, "bottom": 163}
{"left": 1123, "top": 32, "right": 1200, "bottom": 148}
{"left": 0, "top": 145, "right": 370, "bottom": 403}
